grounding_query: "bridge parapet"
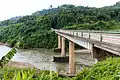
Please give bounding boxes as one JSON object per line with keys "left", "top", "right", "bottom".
{"left": 52, "top": 29, "right": 120, "bottom": 74}
{"left": 53, "top": 29, "right": 120, "bottom": 45}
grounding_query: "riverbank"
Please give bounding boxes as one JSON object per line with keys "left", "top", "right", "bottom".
{"left": 0, "top": 57, "right": 119, "bottom": 80}
{"left": 0, "top": 42, "right": 10, "bottom": 47}
{"left": 5, "top": 61, "right": 36, "bottom": 69}
{"left": 0, "top": 45, "right": 119, "bottom": 79}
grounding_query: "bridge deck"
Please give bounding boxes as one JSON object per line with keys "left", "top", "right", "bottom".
{"left": 54, "top": 29, "right": 120, "bottom": 56}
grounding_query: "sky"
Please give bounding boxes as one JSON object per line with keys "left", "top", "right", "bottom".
{"left": 0, "top": 0, "right": 120, "bottom": 21}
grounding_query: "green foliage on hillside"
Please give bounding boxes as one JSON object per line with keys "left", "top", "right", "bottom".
{"left": 64, "top": 21, "right": 120, "bottom": 30}
{"left": 0, "top": 20, "right": 57, "bottom": 48}
{"left": 1, "top": 2, "right": 120, "bottom": 80}
{"left": 1, "top": 2, "right": 120, "bottom": 48}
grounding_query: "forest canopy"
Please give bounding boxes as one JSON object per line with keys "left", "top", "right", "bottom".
{"left": 0, "top": 2, "right": 120, "bottom": 48}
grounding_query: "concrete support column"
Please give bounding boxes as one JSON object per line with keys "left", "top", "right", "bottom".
{"left": 69, "top": 41, "right": 75, "bottom": 74}
{"left": 58, "top": 35, "right": 61, "bottom": 48}
{"left": 61, "top": 37, "right": 65, "bottom": 57}
{"left": 90, "top": 44, "right": 98, "bottom": 60}
{"left": 90, "top": 44, "right": 94, "bottom": 59}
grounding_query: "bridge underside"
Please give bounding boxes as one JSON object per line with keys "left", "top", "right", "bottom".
{"left": 55, "top": 31, "right": 120, "bottom": 75}
{"left": 57, "top": 32, "right": 120, "bottom": 56}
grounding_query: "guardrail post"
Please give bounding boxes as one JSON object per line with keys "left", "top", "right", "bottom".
{"left": 100, "top": 33, "right": 102, "bottom": 42}
{"left": 76, "top": 32, "right": 78, "bottom": 36}
{"left": 89, "top": 32, "right": 90, "bottom": 39}
{"left": 81, "top": 32, "right": 83, "bottom": 37}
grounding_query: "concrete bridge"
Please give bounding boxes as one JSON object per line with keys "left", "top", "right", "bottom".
{"left": 53, "top": 29, "right": 120, "bottom": 74}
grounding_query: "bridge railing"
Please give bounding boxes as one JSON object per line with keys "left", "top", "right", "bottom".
{"left": 53, "top": 29, "right": 120, "bottom": 45}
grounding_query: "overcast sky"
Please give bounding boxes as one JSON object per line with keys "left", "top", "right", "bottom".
{"left": 0, "top": 0, "right": 120, "bottom": 21}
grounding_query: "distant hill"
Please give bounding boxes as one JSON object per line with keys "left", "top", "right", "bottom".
{"left": 9, "top": 16, "right": 22, "bottom": 21}
{"left": 0, "top": 16, "right": 21, "bottom": 26}
{"left": 103, "top": 1, "right": 120, "bottom": 9}
{"left": 112, "top": 1, "right": 120, "bottom": 8}
{"left": 32, "top": 5, "right": 91, "bottom": 16}
{"left": 32, "top": 8, "right": 58, "bottom": 16}
{"left": 1, "top": 2, "right": 120, "bottom": 49}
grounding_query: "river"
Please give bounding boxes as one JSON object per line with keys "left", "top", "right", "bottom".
{"left": 0, "top": 45, "right": 95, "bottom": 73}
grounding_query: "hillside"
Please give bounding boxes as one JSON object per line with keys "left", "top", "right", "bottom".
{"left": 0, "top": 2, "right": 120, "bottom": 48}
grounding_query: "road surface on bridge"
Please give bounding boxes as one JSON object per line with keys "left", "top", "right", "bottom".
{"left": 54, "top": 29, "right": 120, "bottom": 56}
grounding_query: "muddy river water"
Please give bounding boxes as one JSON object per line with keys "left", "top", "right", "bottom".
{"left": 0, "top": 45, "right": 95, "bottom": 73}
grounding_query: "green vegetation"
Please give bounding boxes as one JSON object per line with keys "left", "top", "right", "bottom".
{"left": 0, "top": 48, "right": 17, "bottom": 67}
{"left": 0, "top": 17, "right": 57, "bottom": 48}
{"left": 1, "top": 2, "right": 120, "bottom": 79}
{"left": 64, "top": 21, "right": 120, "bottom": 31}
{"left": 75, "top": 58, "right": 120, "bottom": 80}
{"left": 0, "top": 58, "right": 120, "bottom": 80}
{"left": 1, "top": 2, "right": 120, "bottom": 48}
{"left": 0, "top": 67, "right": 74, "bottom": 80}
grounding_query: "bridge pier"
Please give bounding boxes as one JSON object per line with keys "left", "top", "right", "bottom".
{"left": 53, "top": 29, "right": 120, "bottom": 76}
{"left": 54, "top": 35, "right": 61, "bottom": 53}
{"left": 58, "top": 35, "right": 61, "bottom": 49}
{"left": 89, "top": 44, "right": 96, "bottom": 59}
{"left": 69, "top": 41, "right": 76, "bottom": 74}
{"left": 61, "top": 37, "right": 66, "bottom": 57}
{"left": 53, "top": 35, "right": 68, "bottom": 62}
